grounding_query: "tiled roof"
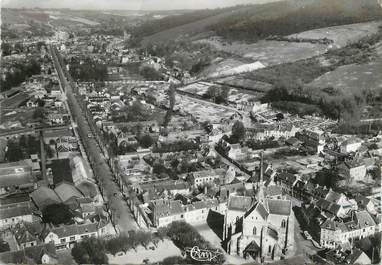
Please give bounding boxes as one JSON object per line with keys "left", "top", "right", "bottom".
{"left": 277, "top": 172, "right": 296, "bottom": 186}
{"left": 44, "top": 223, "right": 98, "bottom": 239}
{"left": 256, "top": 202, "right": 269, "bottom": 220}
{"left": 355, "top": 210, "right": 376, "bottom": 228}
{"left": 150, "top": 199, "right": 184, "bottom": 218}
{"left": 227, "top": 195, "right": 253, "bottom": 211}
{"left": 30, "top": 186, "right": 61, "bottom": 209}
{"left": 267, "top": 199, "right": 291, "bottom": 216}
{"left": 0, "top": 192, "right": 31, "bottom": 207}
{"left": 0, "top": 242, "right": 57, "bottom": 264}
{"left": 54, "top": 182, "right": 84, "bottom": 202}
{"left": 13, "top": 222, "right": 42, "bottom": 244}
{"left": 265, "top": 185, "right": 283, "bottom": 198}
{"left": 0, "top": 205, "right": 33, "bottom": 219}
{"left": 320, "top": 219, "right": 348, "bottom": 232}
{"left": 325, "top": 190, "right": 343, "bottom": 203}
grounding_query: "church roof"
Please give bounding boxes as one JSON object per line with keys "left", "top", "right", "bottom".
{"left": 227, "top": 195, "right": 253, "bottom": 211}
{"left": 267, "top": 199, "right": 291, "bottom": 216}
{"left": 244, "top": 201, "right": 269, "bottom": 220}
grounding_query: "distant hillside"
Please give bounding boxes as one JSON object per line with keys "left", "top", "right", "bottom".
{"left": 135, "top": 5, "right": 246, "bottom": 44}
{"left": 140, "top": 1, "right": 288, "bottom": 45}
{"left": 211, "top": 0, "right": 382, "bottom": 42}
{"left": 140, "top": 0, "right": 382, "bottom": 45}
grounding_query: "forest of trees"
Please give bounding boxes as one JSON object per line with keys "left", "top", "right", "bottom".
{"left": 130, "top": 7, "right": 237, "bottom": 41}
{"left": 69, "top": 58, "right": 107, "bottom": 81}
{"left": 209, "top": 0, "right": 382, "bottom": 42}
{"left": 139, "top": 66, "right": 163, "bottom": 81}
{"left": 0, "top": 60, "right": 41, "bottom": 92}
{"left": 203, "top": 86, "right": 230, "bottom": 104}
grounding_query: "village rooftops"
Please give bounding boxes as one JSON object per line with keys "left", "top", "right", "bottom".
{"left": 43, "top": 128, "right": 73, "bottom": 139}
{"left": 321, "top": 210, "right": 376, "bottom": 231}
{"left": 0, "top": 242, "right": 57, "bottom": 264}
{"left": 321, "top": 219, "right": 348, "bottom": 232}
{"left": 264, "top": 185, "right": 283, "bottom": 198}
{"left": 325, "top": 190, "right": 344, "bottom": 204}
{"left": 150, "top": 199, "right": 184, "bottom": 218}
{"left": 42, "top": 222, "right": 98, "bottom": 239}
{"left": 354, "top": 210, "right": 376, "bottom": 228}
{"left": 30, "top": 186, "right": 61, "bottom": 210}
{"left": 13, "top": 221, "right": 43, "bottom": 245}
{"left": 276, "top": 172, "right": 297, "bottom": 186}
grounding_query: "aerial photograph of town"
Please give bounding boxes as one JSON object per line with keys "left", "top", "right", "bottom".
{"left": 0, "top": 0, "right": 381, "bottom": 264}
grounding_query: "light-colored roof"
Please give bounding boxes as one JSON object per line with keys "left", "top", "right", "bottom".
{"left": 0, "top": 161, "right": 34, "bottom": 188}
{"left": 76, "top": 181, "right": 98, "bottom": 198}
{"left": 54, "top": 182, "right": 83, "bottom": 202}
{"left": 30, "top": 186, "right": 61, "bottom": 209}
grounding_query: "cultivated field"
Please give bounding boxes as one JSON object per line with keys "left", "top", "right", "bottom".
{"left": 216, "top": 76, "right": 273, "bottom": 93}
{"left": 288, "top": 21, "right": 382, "bottom": 48}
{"left": 197, "top": 39, "right": 328, "bottom": 66}
{"left": 308, "top": 41, "right": 382, "bottom": 94}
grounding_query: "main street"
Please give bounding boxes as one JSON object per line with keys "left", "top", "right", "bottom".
{"left": 50, "top": 45, "right": 137, "bottom": 233}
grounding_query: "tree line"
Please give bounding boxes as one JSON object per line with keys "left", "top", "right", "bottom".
{"left": 1, "top": 60, "right": 41, "bottom": 92}
{"left": 208, "top": 0, "right": 382, "bottom": 42}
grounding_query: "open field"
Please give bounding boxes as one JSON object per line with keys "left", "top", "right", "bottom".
{"left": 308, "top": 60, "right": 382, "bottom": 94}
{"left": 197, "top": 39, "right": 327, "bottom": 66}
{"left": 198, "top": 21, "right": 382, "bottom": 68}
{"left": 288, "top": 21, "right": 382, "bottom": 48}
{"left": 140, "top": 1, "right": 287, "bottom": 45}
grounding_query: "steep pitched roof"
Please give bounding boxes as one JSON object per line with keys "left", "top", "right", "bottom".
{"left": 43, "top": 223, "right": 98, "bottom": 239}
{"left": 150, "top": 199, "right": 184, "bottom": 218}
{"left": 54, "top": 182, "right": 84, "bottom": 202}
{"left": 30, "top": 186, "right": 61, "bottom": 210}
{"left": 13, "top": 222, "right": 43, "bottom": 245}
{"left": 355, "top": 210, "right": 376, "bottom": 228}
{"left": 325, "top": 190, "right": 343, "bottom": 203}
{"left": 227, "top": 195, "right": 253, "bottom": 211}
{"left": 0, "top": 205, "right": 33, "bottom": 219}
{"left": 264, "top": 185, "right": 282, "bottom": 198}
{"left": 0, "top": 242, "right": 56, "bottom": 264}
{"left": 267, "top": 199, "right": 291, "bottom": 216}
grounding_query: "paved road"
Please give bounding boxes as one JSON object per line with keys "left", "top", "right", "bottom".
{"left": 50, "top": 45, "right": 137, "bottom": 233}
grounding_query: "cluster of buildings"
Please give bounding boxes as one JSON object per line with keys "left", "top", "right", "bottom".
{"left": 0, "top": 40, "right": 117, "bottom": 265}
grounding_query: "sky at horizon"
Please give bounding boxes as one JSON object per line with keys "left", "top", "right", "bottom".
{"left": 2, "top": 0, "right": 280, "bottom": 10}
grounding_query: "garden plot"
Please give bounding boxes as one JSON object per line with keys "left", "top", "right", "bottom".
{"left": 308, "top": 60, "right": 382, "bottom": 94}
